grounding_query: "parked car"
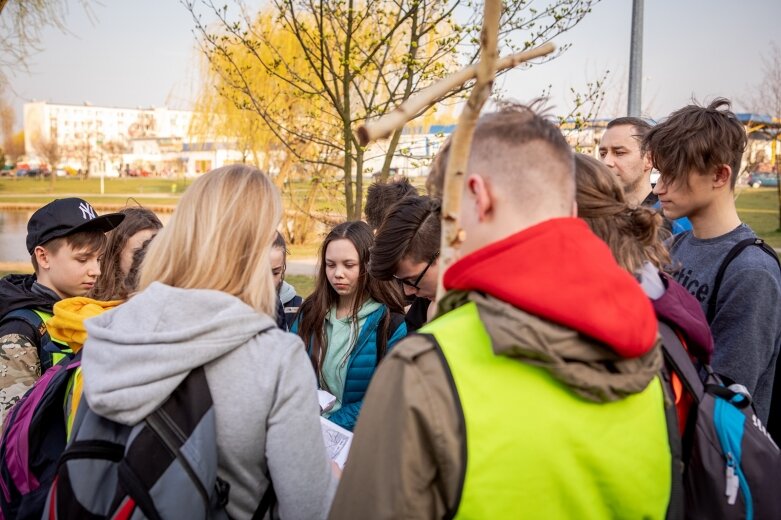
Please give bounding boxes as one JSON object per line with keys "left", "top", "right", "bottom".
{"left": 748, "top": 172, "right": 779, "bottom": 188}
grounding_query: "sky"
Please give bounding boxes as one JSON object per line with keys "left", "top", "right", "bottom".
{"left": 4, "top": 0, "right": 780, "bottom": 131}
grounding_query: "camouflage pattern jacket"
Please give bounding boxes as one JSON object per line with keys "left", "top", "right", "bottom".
{"left": 0, "top": 274, "right": 59, "bottom": 426}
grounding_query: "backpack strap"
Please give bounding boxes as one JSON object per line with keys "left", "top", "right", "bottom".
{"left": 0, "top": 309, "right": 48, "bottom": 349}
{"left": 251, "top": 477, "right": 276, "bottom": 520}
{"left": 389, "top": 312, "right": 406, "bottom": 336}
{"left": 706, "top": 238, "right": 781, "bottom": 323}
{"left": 657, "top": 321, "right": 692, "bottom": 520}
{"left": 0, "top": 309, "right": 73, "bottom": 371}
{"left": 659, "top": 322, "right": 705, "bottom": 402}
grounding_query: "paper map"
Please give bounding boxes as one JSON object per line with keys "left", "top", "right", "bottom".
{"left": 320, "top": 417, "right": 353, "bottom": 469}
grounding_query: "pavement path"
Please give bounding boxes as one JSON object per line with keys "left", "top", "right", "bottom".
{"left": 287, "top": 259, "right": 317, "bottom": 276}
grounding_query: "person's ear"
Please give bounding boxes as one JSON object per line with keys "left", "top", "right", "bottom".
{"left": 466, "top": 174, "right": 494, "bottom": 222}
{"left": 713, "top": 165, "right": 732, "bottom": 189}
{"left": 642, "top": 150, "right": 653, "bottom": 174}
{"left": 34, "top": 246, "right": 50, "bottom": 270}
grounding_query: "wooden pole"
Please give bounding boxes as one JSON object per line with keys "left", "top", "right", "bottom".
{"left": 356, "top": 42, "right": 555, "bottom": 147}
{"left": 435, "top": 0, "right": 501, "bottom": 300}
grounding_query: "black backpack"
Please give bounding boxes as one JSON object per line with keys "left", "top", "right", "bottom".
{"left": 43, "top": 366, "right": 276, "bottom": 520}
{"left": 0, "top": 354, "right": 82, "bottom": 520}
{"left": 659, "top": 322, "right": 781, "bottom": 520}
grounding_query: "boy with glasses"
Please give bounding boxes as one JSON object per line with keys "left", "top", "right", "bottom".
{"left": 370, "top": 196, "right": 441, "bottom": 331}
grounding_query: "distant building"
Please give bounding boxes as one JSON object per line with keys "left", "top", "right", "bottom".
{"left": 22, "top": 101, "right": 244, "bottom": 177}
{"left": 363, "top": 124, "right": 455, "bottom": 178}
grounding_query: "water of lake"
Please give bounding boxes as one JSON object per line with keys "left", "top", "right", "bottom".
{"left": 0, "top": 209, "right": 36, "bottom": 262}
{"left": 0, "top": 209, "right": 173, "bottom": 263}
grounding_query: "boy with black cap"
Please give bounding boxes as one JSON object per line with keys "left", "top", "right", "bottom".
{"left": 0, "top": 198, "right": 123, "bottom": 423}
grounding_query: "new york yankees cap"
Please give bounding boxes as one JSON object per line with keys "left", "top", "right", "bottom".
{"left": 26, "top": 198, "right": 125, "bottom": 254}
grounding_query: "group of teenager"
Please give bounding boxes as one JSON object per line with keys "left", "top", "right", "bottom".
{"left": 0, "top": 96, "right": 779, "bottom": 519}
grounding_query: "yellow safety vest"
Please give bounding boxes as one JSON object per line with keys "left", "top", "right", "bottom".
{"left": 422, "top": 302, "right": 671, "bottom": 519}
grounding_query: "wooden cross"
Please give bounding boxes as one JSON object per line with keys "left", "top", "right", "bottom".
{"left": 357, "top": 1, "right": 555, "bottom": 300}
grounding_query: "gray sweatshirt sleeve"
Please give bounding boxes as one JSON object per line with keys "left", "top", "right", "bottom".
{"left": 710, "top": 266, "right": 781, "bottom": 421}
{"left": 266, "top": 341, "right": 337, "bottom": 519}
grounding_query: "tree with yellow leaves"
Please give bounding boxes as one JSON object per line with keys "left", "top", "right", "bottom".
{"left": 189, "top": 13, "right": 342, "bottom": 242}
{"left": 185, "top": 0, "right": 599, "bottom": 220}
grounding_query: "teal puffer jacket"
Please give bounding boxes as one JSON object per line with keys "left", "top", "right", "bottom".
{"left": 292, "top": 305, "right": 406, "bottom": 430}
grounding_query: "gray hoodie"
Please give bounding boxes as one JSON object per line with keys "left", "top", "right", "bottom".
{"left": 82, "top": 282, "right": 336, "bottom": 519}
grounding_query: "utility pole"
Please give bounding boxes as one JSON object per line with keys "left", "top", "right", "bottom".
{"left": 627, "top": 0, "right": 644, "bottom": 117}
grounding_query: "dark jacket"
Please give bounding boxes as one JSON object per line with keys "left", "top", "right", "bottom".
{"left": 0, "top": 274, "right": 58, "bottom": 338}
{"left": 278, "top": 281, "right": 303, "bottom": 330}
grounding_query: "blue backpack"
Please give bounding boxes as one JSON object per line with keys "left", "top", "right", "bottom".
{"left": 659, "top": 322, "right": 781, "bottom": 520}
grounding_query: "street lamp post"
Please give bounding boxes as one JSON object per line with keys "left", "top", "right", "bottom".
{"left": 627, "top": 0, "right": 644, "bottom": 117}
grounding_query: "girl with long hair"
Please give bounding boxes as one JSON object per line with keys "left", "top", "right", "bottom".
{"left": 75, "top": 165, "right": 336, "bottom": 518}
{"left": 575, "top": 154, "right": 714, "bottom": 423}
{"left": 89, "top": 206, "right": 162, "bottom": 301}
{"left": 293, "top": 221, "right": 407, "bottom": 431}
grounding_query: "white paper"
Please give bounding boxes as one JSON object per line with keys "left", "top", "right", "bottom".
{"left": 318, "top": 390, "right": 337, "bottom": 413}
{"left": 320, "top": 417, "right": 353, "bottom": 469}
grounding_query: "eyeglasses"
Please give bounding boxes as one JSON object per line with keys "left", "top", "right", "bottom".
{"left": 394, "top": 251, "right": 440, "bottom": 290}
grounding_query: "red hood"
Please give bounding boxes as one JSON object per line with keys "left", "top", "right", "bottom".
{"left": 444, "top": 218, "right": 658, "bottom": 358}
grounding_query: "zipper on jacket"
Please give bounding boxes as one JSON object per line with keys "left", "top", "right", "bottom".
{"left": 343, "top": 305, "right": 385, "bottom": 376}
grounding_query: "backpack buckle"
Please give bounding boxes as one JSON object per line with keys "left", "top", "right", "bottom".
{"left": 215, "top": 477, "right": 230, "bottom": 507}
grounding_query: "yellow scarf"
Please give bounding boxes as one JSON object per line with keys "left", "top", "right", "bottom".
{"left": 46, "top": 297, "right": 122, "bottom": 352}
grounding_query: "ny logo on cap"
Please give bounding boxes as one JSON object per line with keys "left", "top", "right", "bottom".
{"left": 78, "top": 202, "right": 96, "bottom": 220}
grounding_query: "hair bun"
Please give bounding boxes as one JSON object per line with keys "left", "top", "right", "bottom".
{"left": 627, "top": 206, "right": 661, "bottom": 245}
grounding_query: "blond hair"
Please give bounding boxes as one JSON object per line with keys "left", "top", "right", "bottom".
{"left": 138, "top": 165, "right": 281, "bottom": 316}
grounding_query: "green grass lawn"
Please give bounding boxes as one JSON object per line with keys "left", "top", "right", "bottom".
{"left": 286, "top": 274, "right": 315, "bottom": 298}
{"left": 0, "top": 177, "right": 185, "bottom": 207}
{"left": 0, "top": 177, "right": 191, "bottom": 195}
{"left": 736, "top": 187, "right": 781, "bottom": 248}
{"left": 2, "top": 176, "right": 778, "bottom": 252}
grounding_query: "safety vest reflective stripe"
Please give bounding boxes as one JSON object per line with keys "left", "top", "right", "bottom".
{"left": 33, "top": 309, "right": 74, "bottom": 372}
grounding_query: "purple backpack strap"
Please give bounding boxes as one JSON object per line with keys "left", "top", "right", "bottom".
{"left": 0, "top": 358, "right": 79, "bottom": 499}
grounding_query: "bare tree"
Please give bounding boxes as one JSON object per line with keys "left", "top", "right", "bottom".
{"left": 0, "top": 91, "right": 15, "bottom": 161}
{"left": 748, "top": 42, "right": 781, "bottom": 120}
{"left": 102, "top": 139, "right": 128, "bottom": 176}
{"left": 0, "top": 1, "right": 94, "bottom": 86}
{"left": 32, "top": 132, "right": 60, "bottom": 188}
{"left": 747, "top": 41, "right": 781, "bottom": 230}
